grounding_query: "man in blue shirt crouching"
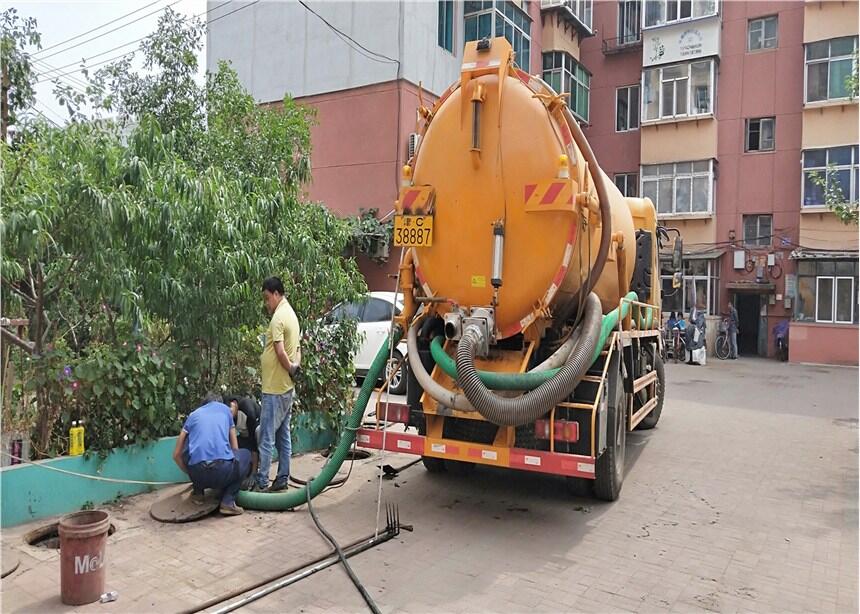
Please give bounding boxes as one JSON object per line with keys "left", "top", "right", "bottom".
{"left": 172, "top": 393, "right": 252, "bottom": 516}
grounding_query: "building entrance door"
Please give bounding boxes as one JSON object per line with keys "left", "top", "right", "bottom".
{"left": 735, "top": 293, "right": 761, "bottom": 356}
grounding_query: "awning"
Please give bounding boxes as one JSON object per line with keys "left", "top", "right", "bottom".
{"left": 790, "top": 248, "right": 859, "bottom": 260}
{"left": 726, "top": 281, "right": 775, "bottom": 293}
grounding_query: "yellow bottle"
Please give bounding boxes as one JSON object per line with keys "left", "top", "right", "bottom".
{"left": 69, "top": 421, "right": 85, "bottom": 456}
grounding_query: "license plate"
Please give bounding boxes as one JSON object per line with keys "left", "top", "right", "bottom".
{"left": 394, "top": 215, "right": 433, "bottom": 247}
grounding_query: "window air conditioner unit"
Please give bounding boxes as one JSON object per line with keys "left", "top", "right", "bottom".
{"left": 407, "top": 133, "right": 421, "bottom": 160}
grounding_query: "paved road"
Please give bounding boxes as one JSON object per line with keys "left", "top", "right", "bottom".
{"left": 2, "top": 358, "right": 856, "bottom": 613}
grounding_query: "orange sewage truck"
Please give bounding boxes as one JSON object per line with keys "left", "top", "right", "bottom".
{"left": 356, "top": 37, "right": 676, "bottom": 501}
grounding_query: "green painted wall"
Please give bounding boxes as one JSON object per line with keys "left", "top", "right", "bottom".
{"left": 1, "top": 423, "right": 334, "bottom": 528}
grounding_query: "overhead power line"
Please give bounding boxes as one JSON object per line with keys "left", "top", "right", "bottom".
{"left": 35, "top": 0, "right": 166, "bottom": 56}
{"left": 34, "top": 0, "right": 246, "bottom": 85}
{"left": 37, "top": 0, "right": 184, "bottom": 61}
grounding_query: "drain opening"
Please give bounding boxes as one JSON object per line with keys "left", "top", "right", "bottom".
{"left": 25, "top": 522, "right": 116, "bottom": 549}
{"left": 320, "top": 448, "right": 371, "bottom": 460}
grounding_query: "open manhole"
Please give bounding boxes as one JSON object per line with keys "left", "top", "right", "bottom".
{"left": 25, "top": 522, "right": 116, "bottom": 549}
{"left": 320, "top": 448, "right": 371, "bottom": 460}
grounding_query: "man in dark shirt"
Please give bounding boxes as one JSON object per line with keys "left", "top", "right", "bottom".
{"left": 223, "top": 394, "right": 260, "bottom": 488}
{"left": 172, "top": 393, "right": 251, "bottom": 516}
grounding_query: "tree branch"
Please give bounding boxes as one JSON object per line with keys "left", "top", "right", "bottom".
{"left": 1, "top": 326, "right": 35, "bottom": 354}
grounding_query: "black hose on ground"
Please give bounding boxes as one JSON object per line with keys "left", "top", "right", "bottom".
{"left": 455, "top": 293, "right": 603, "bottom": 427}
{"left": 305, "top": 483, "right": 381, "bottom": 614}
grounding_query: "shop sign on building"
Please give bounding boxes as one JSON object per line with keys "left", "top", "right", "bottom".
{"left": 643, "top": 17, "right": 721, "bottom": 67}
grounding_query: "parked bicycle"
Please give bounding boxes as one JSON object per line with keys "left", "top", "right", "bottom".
{"left": 715, "top": 317, "right": 731, "bottom": 360}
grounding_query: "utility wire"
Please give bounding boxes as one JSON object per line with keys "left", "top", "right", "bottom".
{"left": 37, "top": 0, "right": 185, "bottom": 61}
{"left": 34, "top": 0, "right": 249, "bottom": 85}
{"left": 297, "top": 0, "right": 398, "bottom": 65}
{"left": 35, "top": 0, "right": 166, "bottom": 56}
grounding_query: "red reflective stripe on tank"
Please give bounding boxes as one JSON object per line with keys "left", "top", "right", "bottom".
{"left": 553, "top": 266, "right": 568, "bottom": 288}
{"left": 567, "top": 223, "right": 576, "bottom": 245}
{"left": 560, "top": 124, "right": 573, "bottom": 146}
{"left": 516, "top": 69, "right": 531, "bottom": 85}
{"left": 567, "top": 194, "right": 574, "bottom": 205}
{"left": 540, "top": 182, "right": 564, "bottom": 205}
{"left": 523, "top": 183, "right": 537, "bottom": 202}
{"left": 402, "top": 189, "right": 420, "bottom": 210}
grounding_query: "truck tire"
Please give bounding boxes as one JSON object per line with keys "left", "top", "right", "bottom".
{"left": 635, "top": 350, "right": 664, "bottom": 430}
{"left": 594, "top": 362, "right": 626, "bottom": 502}
{"left": 418, "top": 419, "right": 446, "bottom": 473}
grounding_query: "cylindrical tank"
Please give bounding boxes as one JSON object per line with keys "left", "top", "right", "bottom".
{"left": 410, "top": 40, "right": 636, "bottom": 339}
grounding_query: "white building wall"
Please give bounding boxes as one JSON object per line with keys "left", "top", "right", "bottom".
{"left": 207, "top": 0, "right": 464, "bottom": 103}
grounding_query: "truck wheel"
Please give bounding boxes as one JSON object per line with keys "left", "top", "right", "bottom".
{"left": 444, "top": 459, "right": 475, "bottom": 475}
{"left": 635, "top": 350, "right": 664, "bottom": 431}
{"left": 418, "top": 419, "right": 446, "bottom": 473}
{"left": 594, "top": 364, "right": 626, "bottom": 502}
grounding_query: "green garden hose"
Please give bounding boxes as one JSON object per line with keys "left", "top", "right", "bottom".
{"left": 429, "top": 292, "right": 646, "bottom": 391}
{"left": 237, "top": 328, "right": 402, "bottom": 511}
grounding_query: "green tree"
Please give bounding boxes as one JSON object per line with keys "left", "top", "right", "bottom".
{"left": 1, "top": 8, "right": 42, "bottom": 140}
{"left": 807, "top": 166, "right": 859, "bottom": 225}
{"left": 2, "top": 11, "right": 366, "bottom": 456}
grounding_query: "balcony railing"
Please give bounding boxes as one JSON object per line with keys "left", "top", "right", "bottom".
{"left": 602, "top": 35, "right": 643, "bottom": 55}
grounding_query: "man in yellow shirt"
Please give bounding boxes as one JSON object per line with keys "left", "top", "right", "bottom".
{"left": 252, "top": 276, "right": 301, "bottom": 492}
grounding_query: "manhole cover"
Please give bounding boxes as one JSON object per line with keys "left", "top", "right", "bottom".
{"left": 320, "top": 448, "right": 371, "bottom": 460}
{"left": 25, "top": 521, "right": 116, "bottom": 549}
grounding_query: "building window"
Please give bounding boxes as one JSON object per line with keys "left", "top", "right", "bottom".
{"left": 543, "top": 51, "right": 591, "bottom": 122}
{"left": 644, "top": 0, "right": 718, "bottom": 28}
{"left": 661, "top": 258, "right": 720, "bottom": 316}
{"left": 802, "top": 145, "right": 859, "bottom": 207}
{"left": 438, "top": 1, "right": 454, "bottom": 52}
{"left": 745, "top": 117, "right": 775, "bottom": 152}
{"left": 641, "top": 160, "right": 714, "bottom": 215}
{"left": 748, "top": 16, "right": 778, "bottom": 51}
{"left": 796, "top": 259, "right": 859, "bottom": 324}
{"left": 743, "top": 214, "right": 772, "bottom": 247}
{"left": 805, "top": 36, "right": 858, "bottom": 103}
{"left": 618, "top": 0, "right": 641, "bottom": 44}
{"left": 465, "top": 1, "right": 531, "bottom": 69}
{"left": 642, "top": 59, "right": 715, "bottom": 122}
{"left": 616, "top": 85, "right": 640, "bottom": 132}
{"left": 614, "top": 173, "right": 639, "bottom": 197}
{"left": 571, "top": 0, "right": 593, "bottom": 32}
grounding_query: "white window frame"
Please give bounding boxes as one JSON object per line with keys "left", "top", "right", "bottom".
{"left": 641, "top": 160, "right": 715, "bottom": 216}
{"left": 570, "top": 0, "right": 593, "bottom": 32}
{"left": 465, "top": 1, "right": 531, "bottom": 69}
{"left": 815, "top": 276, "right": 855, "bottom": 323}
{"left": 614, "top": 172, "right": 639, "bottom": 197}
{"left": 742, "top": 214, "right": 772, "bottom": 247}
{"left": 801, "top": 145, "right": 859, "bottom": 208}
{"left": 748, "top": 16, "right": 778, "bottom": 52}
{"left": 616, "top": 85, "right": 640, "bottom": 132}
{"left": 543, "top": 51, "right": 591, "bottom": 123}
{"left": 618, "top": 0, "right": 641, "bottom": 44}
{"left": 641, "top": 59, "right": 715, "bottom": 123}
{"left": 660, "top": 258, "right": 720, "bottom": 315}
{"left": 745, "top": 117, "right": 775, "bottom": 152}
{"left": 643, "top": 0, "right": 718, "bottom": 29}
{"left": 804, "top": 36, "right": 859, "bottom": 104}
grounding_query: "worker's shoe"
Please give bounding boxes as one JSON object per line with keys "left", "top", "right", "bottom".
{"left": 268, "top": 477, "right": 289, "bottom": 492}
{"left": 240, "top": 476, "right": 255, "bottom": 491}
{"left": 219, "top": 502, "right": 244, "bottom": 516}
{"left": 191, "top": 490, "right": 206, "bottom": 505}
{"left": 249, "top": 483, "right": 268, "bottom": 493}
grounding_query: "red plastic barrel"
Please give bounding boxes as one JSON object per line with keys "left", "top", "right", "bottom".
{"left": 58, "top": 510, "right": 110, "bottom": 605}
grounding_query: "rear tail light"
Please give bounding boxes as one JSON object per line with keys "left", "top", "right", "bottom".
{"left": 534, "top": 419, "right": 580, "bottom": 443}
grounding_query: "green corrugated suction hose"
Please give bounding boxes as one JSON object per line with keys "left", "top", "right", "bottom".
{"left": 430, "top": 292, "right": 646, "bottom": 391}
{"left": 237, "top": 328, "right": 402, "bottom": 511}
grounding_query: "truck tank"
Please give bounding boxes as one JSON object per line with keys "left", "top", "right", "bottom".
{"left": 358, "top": 37, "right": 667, "bottom": 502}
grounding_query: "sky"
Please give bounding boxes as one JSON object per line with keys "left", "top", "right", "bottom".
{"left": 13, "top": 0, "right": 209, "bottom": 125}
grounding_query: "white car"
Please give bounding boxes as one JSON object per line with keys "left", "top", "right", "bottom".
{"left": 325, "top": 291, "right": 409, "bottom": 394}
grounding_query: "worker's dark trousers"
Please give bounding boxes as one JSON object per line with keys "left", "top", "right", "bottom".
{"left": 187, "top": 449, "right": 252, "bottom": 506}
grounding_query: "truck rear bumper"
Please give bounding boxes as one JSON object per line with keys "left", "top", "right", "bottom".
{"left": 356, "top": 427, "right": 596, "bottom": 479}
